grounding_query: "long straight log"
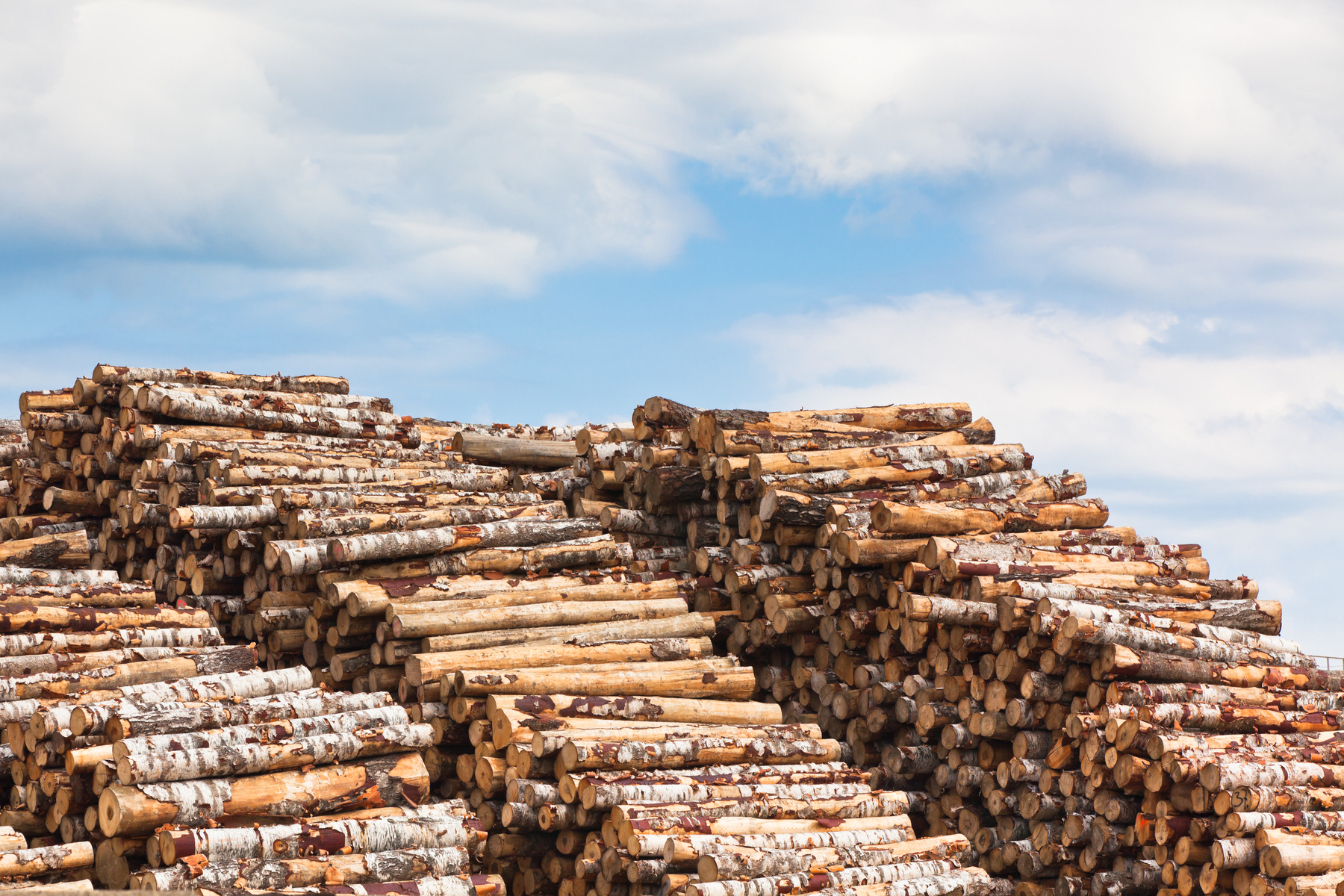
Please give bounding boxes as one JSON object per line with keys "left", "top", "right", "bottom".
{"left": 694, "top": 832, "right": 969, "bottom": 882}
{"left": 405, "top": 636, "right": 713, "bottom": 686}
{"left": 487, "top": 694, "right": 783, "bottom": 730}
{"left": 456, "top": 434, "right": 575, "bottom": 468}
{"left": 556, "top": 736, "right": 846, "bottom": 774}
{"left": 1096, "top": 646, "right": 1336, "bottom": 687}
{"left": 183, "top": 845, "right": 471, "bottom": 890}
{"left": 0, "top": 645, "right": 237, "bottom": 679}
{"left": 292, "top": 501, "right": 566, "bottom": 539}
{"left": 103, "top": 686, "right": 381, "bottom": 740}
{"left": 92, "top": 364, "right": 348, "bottom": 394}
{"left": 0, "top": 605, "right": 210, "bottom": 634}
{"left": 113, "top": 706, "right": 410, "bottom": 759}
{"left": 0, "top": 568, "right": 118, "bottom": 587}
{"left": 451, "top": 661, "right": 755, "bottom": 699}
{"left": 0, "top": 584, "right": 156, "bottom": 609}
{"left": 688, "top": 859, "right": 966, "bottom": 896}
{"left": 419, "top": 612, "right": 713, "bottom": 654}
{"left": 159, "top": 812, "right": 476, "bottom": 864}
{"left": 338, "top": 575, "right": 681, "bottom": 618}
{"left": 98, "top": 751, "right": 430, "bottom": 836}
{"left": 159, "top": 392, "right": 414, "bottom": 443}
{"left": 328, "top": 518, "right": 601, "bottom": 566}
{"left": 116, "top": 723, "right": 434, "bottom": 784}
{"left": 390, "top": 597, "right": 687, "bottom": 639}
{"left": 614, "top": 791, "right": 925, "bottom": 824}
{"left": 871, "top": 498, "right": 1109, "bottom": 535}
{"left": 1065, "top": 618, "right": 1308, "bottom": 668}
{"left": 0, "top": 841, "right": 94, "bottom": 878}
{"left": 0, "top": 645, "right": 256, "bottom": 701}
{"left": 169, "top": 504, "right": 279, "bottom": 529}
{"left": 0, "top": 627, "right": 222, "bottom": 658}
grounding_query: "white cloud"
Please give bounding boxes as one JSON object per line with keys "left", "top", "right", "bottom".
{"left": 2, "top": 1, "right": 1344, "bottom": 301}
{"left": 730, "top": 293, "right": 1344, "bottom": 654}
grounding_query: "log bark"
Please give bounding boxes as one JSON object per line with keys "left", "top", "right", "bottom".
{"left": 159, "top": 392, "right": 415, "bottom": 443}
{"left": 292, "top": 501, "right": 565, "bottom": 539}
{"left": 1097, "top": 646, "right": 1337, "bottom": 688}
{"left": 338, "top": 574, "right": 680, "bottom": 618}
{"left": 0, "top": 626, "right": 221, "bottom": 658}
{"left": 1065, "top": 618, "right": 1308, "bottom": 668}
{"left": 751, "top": 442, "right": 1028, "bottom": 478}
{"left": 98, "top": 751, "right": 430, "bottom": 835}
{"left": 688, "top": 858, "right": 964, "bottom": 896}
{"left": 169, "top": 504, "right": 278, "bottom": 530}
{"left": 0, "top": 568, "right": 117, "bottom": 587}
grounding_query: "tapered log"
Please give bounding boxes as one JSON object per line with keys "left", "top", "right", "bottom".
{"left": 405, "top": 637, "right": 713, "bottom": 686}
{"left": 0, "top": 841, "right": 93, "bottom": 878}
{"left": 391, "top": 597, "right": 687, "bottom": 639}
{"left": 92, "top": 364, "right": 348, "bottom": 394}
{"left": 419, "top": 612, "right": 712, "bottom": 654}
{"left": 488, "top": 694, "right": 782, "bottom": 730}
{"left": 695, "top": 832, "right": 970, "bottom": 882}
{"left": 451, "top": 661, "right": 755, "bottom": 699}
{"left": 0, "top": 645, "right": 256, "bottom": 700}
{"left": 104, "top": 687, "right": 384, "bottom": 740}
{"left": 0, "top": 531, "right": 90, "bottom": 569}
{"left": 98, "top": 751, "right": 430, "bottom": 835}
{"left": 328, "top": 518, "right": 601, "bottom": 565}
{"left": 160, "top": 812, "right": 476, "bottom": 864}
{"left": 872, "top": 498, "right": 1108, "bottom": 535}
{"left": 0, "top": 605, "right": 209, "bottom": 634}
{"left": 456, "top": 433, "right": 575, "bottom": 467}
{"left": 113, "top": 706, "right": 409, "bottom": 759}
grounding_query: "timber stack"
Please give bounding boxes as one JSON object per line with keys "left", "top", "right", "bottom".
{"left": 652, "top": 393, "right": 1344, "bottom": 896}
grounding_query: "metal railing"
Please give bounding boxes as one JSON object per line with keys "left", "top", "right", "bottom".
{"left": 1309, "top": 655, "right": 1344, "bottom": 672}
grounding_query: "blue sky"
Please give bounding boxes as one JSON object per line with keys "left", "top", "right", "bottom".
{"left": 1, "top": 1, "right": 1342, "bottom": 652}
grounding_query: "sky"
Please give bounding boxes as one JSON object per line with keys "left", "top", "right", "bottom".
{"left": 1, "top": 1, "right": 1342, "bottom": 651}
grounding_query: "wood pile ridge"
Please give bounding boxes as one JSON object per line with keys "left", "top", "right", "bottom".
{"left": 0, "top": 367, "right": 1323, "bottom": 896}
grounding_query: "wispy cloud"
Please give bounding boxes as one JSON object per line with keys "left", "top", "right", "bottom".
{"left": 2, "top": 1, "right": 1343, "bottom": 305}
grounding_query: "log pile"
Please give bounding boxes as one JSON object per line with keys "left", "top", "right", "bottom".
{"left": 3, "top": 368, "right": 1337, "bottom": 896}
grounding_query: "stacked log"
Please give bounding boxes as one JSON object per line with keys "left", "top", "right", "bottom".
{"left": 642, "top": 394, "right": 1342, "bottom": 896}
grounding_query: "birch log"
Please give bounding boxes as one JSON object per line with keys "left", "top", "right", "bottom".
{"left": 98, "top": 751, "right": 431, "bottom": 835}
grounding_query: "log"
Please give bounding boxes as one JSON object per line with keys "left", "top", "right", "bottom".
{"left": 488, "top": 694, "right": 782, "bottom": 729}
{"left": 695, "top": 832, "right": 969, "bottom": 881}
{"left": 0, "top": 842, "right": 93, "bottom": 878}
{"left": 328, "top": 518, "right": 601, "bottom": 565}
{"left": 0, "top": 627, "right": 222, "bottom": 658}
{"left": 0, "top": 532, "right": 90, "bottom": 569}
{"left": 104, "top": 688, "right": 386, "bottom": 740}
{"left": 92, "top": 364, "right": 349, "bottom": 394}
{"left": 390, "top": 597, "right": 688, "bottom": 639}
{"left": 97, "top": 751, "right": 431, "bottom": 835}
{"left": 0, "top": 645, "right": 256, "bottom": 700}
{"left": 115, "top": 723, "right": 435, "bottom": 784}
{"left": 0, "top": 605, "right": 210, "bottom": 634}
{"left": 450, "top": 661, "right": 755, "bottom": 699}
{"left": 557, "top": 736, "right": 847, "bottom": 774}
{"left": 159, "top": 812, "right": 476, "bottom": 864}
{"left": 418, "top": 612, "right": 713, "bottom": 654}
{"left": 112, "top": 705, "right": 410, "bottom": 759}
{"left": 405, "top": 636, "right": 714, "bottom": 686}
{"left": 456, "top": 434, "right": 576, "bottom": 468}
{"left": 871, "top": 499, "right": 1109, "bottom": 535}
{"left": 168, "top": 504, "right": 278, "bottom": 530}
